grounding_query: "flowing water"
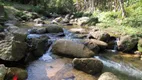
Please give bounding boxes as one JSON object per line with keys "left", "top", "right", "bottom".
{"left": 23, "top": 21, "right": 142, "bottom": 80}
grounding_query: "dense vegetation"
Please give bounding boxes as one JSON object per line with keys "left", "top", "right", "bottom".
{"left": 0, "top": 0, "right": 142, "bottom": 36}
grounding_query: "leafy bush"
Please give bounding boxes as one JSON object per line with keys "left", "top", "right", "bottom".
{"left": 122, "top": 15, "right": 142, "bottom": 27}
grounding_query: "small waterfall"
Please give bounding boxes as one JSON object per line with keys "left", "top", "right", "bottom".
{"left": 94, "top": 56, "right": 142, "bottom": 80}
{"left": 39, "top": 43, "right": 53, "bottom": 62}
{"left": 111, "top": 38, "right": 119, "bottom": 53}
{"left": 38, "top": 28, "right": 74, "bottom": 62}
{"left": 63, "top": 28, "right": 74, "bottom": 39}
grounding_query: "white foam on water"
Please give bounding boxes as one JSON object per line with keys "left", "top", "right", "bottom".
{"left": 94, "top": 56, "right": 142, "bottom": 79}
{"left": 27, "top": 34, "right": 41, "bottom": 39}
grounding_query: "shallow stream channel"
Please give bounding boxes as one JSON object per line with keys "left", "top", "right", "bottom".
{"left": 20, "top": 22, "right": 142, "bottom": 80}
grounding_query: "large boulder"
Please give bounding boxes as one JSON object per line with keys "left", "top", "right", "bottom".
{"left": 52, "top": 40, "right": 95, "bottom": 58}
{"left": 5, "top": 67, "right": 27, "bottom": 80}
{"left": 138, "top": 39, "right": 142, "bottom": 52}
{"left": 98, "top": 72, "right": 119, "bottom": 80}
{"left": 73, "top": 58, "right": 103, "bottom": 75}
{"left": 89, "top": 31, "right": 110, "bottom": 42}
{"left": 117, "top": 35, "right": 138, "bottom": 52}
{"left": 27, "top": 35, "right": 49, "bottom": 57}
{"left": 0, "top": 64, "right": 7, "bottom": 80}
{"left": 0, "top": 32, "right": 28, "bottom": 61}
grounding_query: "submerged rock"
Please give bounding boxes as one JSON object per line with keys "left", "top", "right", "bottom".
{"left": 117, "top": 35, "right": 138, "bottom": 52}
{"left": 73, "top": 58, "right": 103, "bottom": 75}
{"left": 98, "top": 72, "right": 119, "bottom": 80}
{"left": 52, "top": 40, "right": 95, "bottom": 58}
{"left": 0, "top": 64, "right": 7, "bottom": 80}
{"left": 5, "top": 67, "right": 27, "bottom": 80}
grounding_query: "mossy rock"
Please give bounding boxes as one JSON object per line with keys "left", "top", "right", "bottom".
{"left": 5, "top": 67, "right": 27, "bottom": 80}
{"left": 117, "top": 35, "right": 138, "bottom": 52}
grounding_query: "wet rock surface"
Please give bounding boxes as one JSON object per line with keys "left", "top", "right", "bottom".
{"left": 117, "top": 35, "right": 138, "bottom": 52}
{"left": 52, "top": 40, "right": 95, "bottom": 58}
{"left": 89, "top": 31, "right": 110, "bottom": 42}
{"left": 27, "top": 35, "right": 49, "bottom": 57}
{"left": 73, "top": 58, "right": 103, "bottom": 75}
{"left": 27, "top": 58, "right": 98, "bottom": 80}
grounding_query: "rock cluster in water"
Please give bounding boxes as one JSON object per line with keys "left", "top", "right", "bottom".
{"left": 0, "top": 7, "right": 142, "bottom": 79}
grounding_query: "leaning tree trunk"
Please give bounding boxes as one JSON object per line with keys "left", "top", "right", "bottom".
{"left": 118, "top": 0, "right": 126, "bottom": 18}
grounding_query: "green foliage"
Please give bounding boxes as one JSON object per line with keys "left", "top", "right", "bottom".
{"left": 122, "top": 15, "right": 142, "bottom": 28}
{"left": 74, "top": 12, "right": 92, "bottom": 18}
{"left": 56, "top": 0, "right": 75, "bottom": 14}
{"left": 93, "top": 11, "right": 121, "bottom": 22}
{"left": 4, "top": 0, "right": 75, "bottom": 15}
{"left": 138, "top": 39, "right": 142, "bottom": 52}
{"left": 86, "top": 17, "right": 99, "bottom": 26}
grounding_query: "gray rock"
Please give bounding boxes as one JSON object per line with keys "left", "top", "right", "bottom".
{"left": 45, "top": 24, "right": 63, "bottom": 33}
{"left": 0, "top": 32, "right": 27, "bottom": 61}
{"left": 73, "top": 58, "right": 103, "bottom": 75}
{"left": 52, "top": 40, "right": 95, "bottom": 58}
{"left": 27, "top": 35, "right": 49, "bottom": 57}
{"left": 98, "top": 72, "right": 119, "bottom": 80}
{"left": 89, "top": 31, "right": 110, "bottom": 42}
{"left": 117, "top": 35, "right": 138, "bottom": 52}
{"left": 0, "top": 64, "right": 7, "bottom": 80}
{"left": 83, "top": 39, "right": 108, "bottom": 50}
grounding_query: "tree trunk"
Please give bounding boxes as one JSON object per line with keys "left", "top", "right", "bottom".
{"left": 118, "top": 0, "right": 126, "bottom": 18}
